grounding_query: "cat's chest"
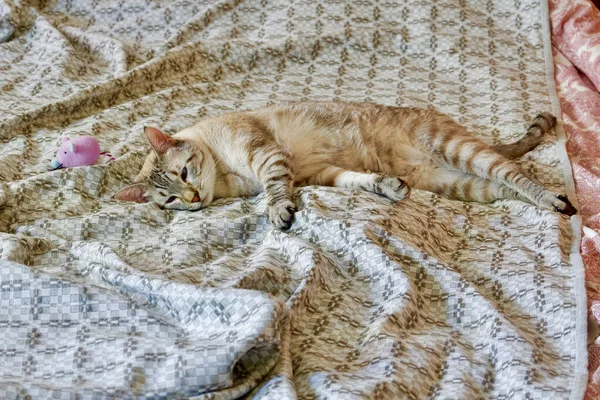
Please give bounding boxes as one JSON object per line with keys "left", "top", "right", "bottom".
{"left": 218, "top": 170, "right": 262, "bottom": 198}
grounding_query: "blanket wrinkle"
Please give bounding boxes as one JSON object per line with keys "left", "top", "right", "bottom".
{"left": 0, "top": 0, "right": 587, "bottom": 399}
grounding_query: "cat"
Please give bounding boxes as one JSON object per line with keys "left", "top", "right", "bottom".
{"left": 115, "top": 101, "right": 576, "bottom": 229}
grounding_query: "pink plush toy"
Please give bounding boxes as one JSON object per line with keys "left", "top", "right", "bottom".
{"left": 50, "top": 136, "right": 114, "bottom": 170}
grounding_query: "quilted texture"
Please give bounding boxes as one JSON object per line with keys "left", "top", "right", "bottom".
{"left": 0, "top": 0, "right": 586, "bottom": 399}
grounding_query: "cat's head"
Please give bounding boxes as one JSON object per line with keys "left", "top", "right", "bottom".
{"left": 114, "top": 127, "right": 217, "bottom": 211}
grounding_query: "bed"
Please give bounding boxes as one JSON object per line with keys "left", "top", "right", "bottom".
{"left": 550, "top": 1, "right": 600, "bottom": 399}
{"left": 0, "top": 0, "right": 593, "bottom": 398}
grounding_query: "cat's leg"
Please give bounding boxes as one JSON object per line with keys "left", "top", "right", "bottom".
{"left": 448, "top": 148, "right": 575, "bottom": 215}
{"left": 248, "top": 144, "right": 297, "bottom": 229}
{"left": 307, "top": 166, "right": 411, "bottom": 201}
{"left": 420, "top": 120, "right": 576, "bottom": 215}
{"left": 410, "top": 168, "right": 526, "bottom": 203}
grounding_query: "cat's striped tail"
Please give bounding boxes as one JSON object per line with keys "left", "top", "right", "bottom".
{"left": 491, "top": 113, "right": 556, "bottom": 159}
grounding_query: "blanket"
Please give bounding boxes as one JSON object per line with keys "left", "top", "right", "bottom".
{"left": 0, "top": 0, "right": 587, "bottom": 399}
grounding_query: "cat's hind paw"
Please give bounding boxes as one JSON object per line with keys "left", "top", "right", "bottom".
{"left": 554, "top": 194, "right": 577, "bottom": 216}
{"left": 268, "top": 200, "right": 297, "bottom": 230}
{"left": 539, "top": 192, "right": 577, "bottom": 216}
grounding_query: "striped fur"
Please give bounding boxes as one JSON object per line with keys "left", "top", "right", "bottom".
{"left": 115, "top": 101, "right": 576, "bottom": 229}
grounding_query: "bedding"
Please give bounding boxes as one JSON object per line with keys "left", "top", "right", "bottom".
{"left": 549, "top": 0, "right": 600, "bottom": 399}
{"left": 0, "top": 0, "right": 588, "bottom": 399}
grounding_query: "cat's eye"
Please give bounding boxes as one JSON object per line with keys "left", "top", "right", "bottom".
{"left": 181, "top": 167, "right": 187, "bottom": 182}
{"left": 166, "top": 196, "right": 177, "bottom": 204}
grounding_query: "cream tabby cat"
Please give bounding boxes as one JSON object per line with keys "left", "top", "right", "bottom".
{"left": 115, "top": 101, "right": 576, "bottom": 229}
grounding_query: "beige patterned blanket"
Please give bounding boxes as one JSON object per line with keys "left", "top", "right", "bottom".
{"left": 0, "top": 0, "right": 587, "bottom": 398}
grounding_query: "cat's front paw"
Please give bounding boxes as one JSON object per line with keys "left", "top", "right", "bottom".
{"left": 377, "top": 176, "right": 411, "bottom": 201}
{"left": 268, "top": 200, "right": 297, "bottom": 230}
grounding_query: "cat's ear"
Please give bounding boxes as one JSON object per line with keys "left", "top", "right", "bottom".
{"left": 144, "top": 126, "right": 176, "bottom": 155}
{"left": 114, "top": 183, "right": 150, "bottom": 203}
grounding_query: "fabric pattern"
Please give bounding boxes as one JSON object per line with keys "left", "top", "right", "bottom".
{"left": 549, "top": 0, "right": 600, "bottom": 398}
{"left": 0, "top": 0, "right": 586, "bottom": 399}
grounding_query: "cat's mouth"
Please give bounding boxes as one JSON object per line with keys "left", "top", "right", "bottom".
{"left": 188, "top": 196, "right": 206, "bottom": 211}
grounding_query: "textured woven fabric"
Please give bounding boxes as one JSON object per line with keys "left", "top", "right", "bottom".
{"left": 0, "top": 0, "right": 586, "bottom": 399}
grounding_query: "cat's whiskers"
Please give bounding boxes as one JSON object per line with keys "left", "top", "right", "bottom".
{"left": 195, "top": 159, "right": 219, "bottom": 196}
{"left": 203, "top": 160, "right": 218, "bottom": 182}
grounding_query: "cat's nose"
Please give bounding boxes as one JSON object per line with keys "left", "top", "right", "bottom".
{"left": 192, "top": 192, "right": 201, "bottom": 203}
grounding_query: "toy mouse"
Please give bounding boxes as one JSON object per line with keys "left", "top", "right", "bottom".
{"left": 50, "top": 136, "right": 114, "bottom": 170}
